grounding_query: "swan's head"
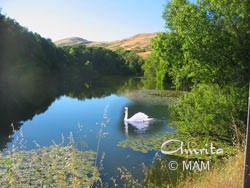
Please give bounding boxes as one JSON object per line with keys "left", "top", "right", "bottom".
{"left": 124, "top": 107, "right": 128, "bottom": 113}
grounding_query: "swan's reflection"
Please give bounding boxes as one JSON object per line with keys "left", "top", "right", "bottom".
{"left": 124, "top": 121, "right": 151, "bottom": 135}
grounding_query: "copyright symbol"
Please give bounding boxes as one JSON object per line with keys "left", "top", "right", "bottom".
{"left": 168, "top": 161, "right": 178, "bottom": 170}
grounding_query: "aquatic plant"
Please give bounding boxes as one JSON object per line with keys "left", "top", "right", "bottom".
{"left": 0, "top": 103, "right": 116, "bottom": 188}
{"left": 0, "top": 142, "right": 100, "bottom": 187}
{"left": 0, "top": 120, "right": 103, "bottom": 188}
{"left": 117, "top": 132, "right": 236, "bottom": 160}
{"left": 125, "top": 89, "right": 181, "bottom": 106}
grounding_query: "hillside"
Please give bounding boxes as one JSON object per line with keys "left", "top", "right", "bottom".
{"left": 54, "top": 37, "right": 91, "bottom": 47}
{"left": 54, "top": 33, "right": 158, "bottom": 58}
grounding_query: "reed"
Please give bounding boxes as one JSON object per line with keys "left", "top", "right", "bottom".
{"left": 0, "top": 124, "right": 101, "bottom": 187}
{"left": 177, "top": 150, "right": 244, "bottom": 188}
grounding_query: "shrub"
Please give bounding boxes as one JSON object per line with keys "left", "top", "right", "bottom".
{"left": 170, "top": 84, "right": 247, "bottom": 142}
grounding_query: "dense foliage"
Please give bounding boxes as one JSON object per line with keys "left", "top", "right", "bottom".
{"left": 171, "top": 84, "right": 247, "bottom": 140}
{"left": 0, "top": 11, "right": 144, "bottom": 92}
{"left": 143, "top": 0, "right": 250, "bottom": 142}
{"left": 62, "top": 46, "right": 143, "bottom": 76}
{"left": 115, "top": 48, "right": 144, "bottom": 75}
{"left": 144, "top": 0, "right": 250, "bottom": 88}
{"left": 0, "top": 11, "right": 144, "bottom": 109}
{"left": 0, "top": 11, "right": 144, "bottom": 97}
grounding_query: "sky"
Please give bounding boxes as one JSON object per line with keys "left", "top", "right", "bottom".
{"left": 0, "top": 0, "right": 167, "bottom": 42}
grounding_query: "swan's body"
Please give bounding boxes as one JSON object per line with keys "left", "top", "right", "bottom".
{"left": 124, "top": 107, "right": 153, "bottom": 122}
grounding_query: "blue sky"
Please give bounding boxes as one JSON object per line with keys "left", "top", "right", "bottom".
{"left": 0, "top": 0, "right": 167, "bottom": 41}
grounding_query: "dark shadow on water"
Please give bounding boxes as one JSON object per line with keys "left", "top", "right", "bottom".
{"left": 0, "top": 76, "right": 155, "bottom": 150}
{"left": 0, "top": 76, "right": 134, "bottom": 149}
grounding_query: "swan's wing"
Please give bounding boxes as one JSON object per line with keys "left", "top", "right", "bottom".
{"left": 128, "top": 112, "right": 149, "bottom": 121}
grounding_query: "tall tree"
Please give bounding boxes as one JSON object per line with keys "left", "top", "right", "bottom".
{"left": 144, "top": 0, "right": 250, "bottom": 88}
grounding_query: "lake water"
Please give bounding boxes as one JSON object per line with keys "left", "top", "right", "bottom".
{"left": 1, "top": 77, "right": 174, "bottom": 186}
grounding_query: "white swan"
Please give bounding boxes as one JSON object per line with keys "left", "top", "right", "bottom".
{"left": 124, "top": 107, "right": 153, "bottom": 122}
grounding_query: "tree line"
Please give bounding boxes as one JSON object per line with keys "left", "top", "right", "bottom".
{"left": 0, "top": 11, "right": 144, "bottom": 107}
{"left": 62, "top": 45, "right": 143, "bottom": 76}
{"left": 0, "top": 11, "right": 144, "bottom": 143}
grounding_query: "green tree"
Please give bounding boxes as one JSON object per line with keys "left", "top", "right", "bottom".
{"left": 144, "top": 0, "right": 250, "bottom": 88}
{"left": 115, "top": 48, "right": 144, "bottom": 75}
{"left": 144, "top": 0, "right": 250, "bottom": 142}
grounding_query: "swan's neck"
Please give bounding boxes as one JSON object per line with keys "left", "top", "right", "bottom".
{"left": 124, "top": 110, "right": 128, "bottom": 121}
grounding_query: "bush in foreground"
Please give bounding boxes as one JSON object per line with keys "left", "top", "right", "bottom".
{"left": 170, "top": 84, "right": 247, "bottom": 142}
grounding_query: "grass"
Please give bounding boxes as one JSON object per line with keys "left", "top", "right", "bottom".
{"left": 177, "top": 149, "right": 244, "bottom": 188}
{"left": 0, "top": 132, "right": 100, "bottom": 187}
{"left": 115, "top": 146, "right": 245, "bottom": 188}
{"left": 117, "top": 129, "right": 245, "bottom": 187}
{"left": 87, "top": 33, "right": 157, "bottom": 58}
{"left": 175, "top": 119, "right": 245, "bottom": 187}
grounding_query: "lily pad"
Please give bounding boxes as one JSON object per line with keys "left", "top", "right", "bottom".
{"left": 117, "top": 132, "right": 236, "bottom": 160}
{"left": 125, "top": 90, "right": 183, "bottom": 106}
{"left": 0, "top": 145, "right": 100, "bottom": 187}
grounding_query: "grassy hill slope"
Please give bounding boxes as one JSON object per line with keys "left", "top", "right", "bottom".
{"left": 55, "top": 33, "right": 158, "bottom": 58}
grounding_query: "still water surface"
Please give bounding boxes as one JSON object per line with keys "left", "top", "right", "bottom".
{"left": 3, "top": 78, "right": 173, "bottom": 185}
